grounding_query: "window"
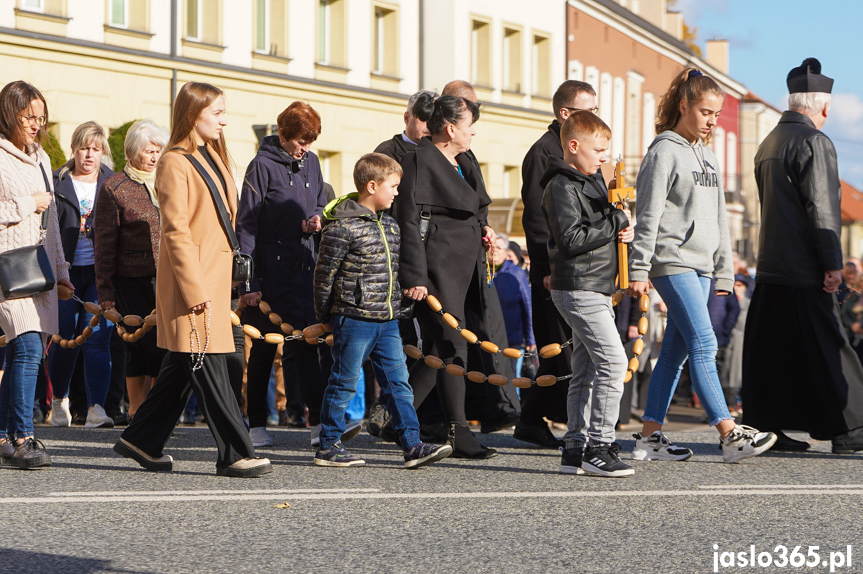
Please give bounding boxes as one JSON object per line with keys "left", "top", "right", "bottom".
{"left": 372, "top": 5, "right": 398, "bottom": 76}
{"left": 186, "top": 0, "right": 200, "bottom": 40}
{"left": 470, "top": 19, "right": 491, "bottom": 87}
{"left": 712, "top": 126, "right": 726, "bottom": 184}
{"left": 255, "top": 0, "right": 269, "bottom": 53}
{"left": 503, "top": 165, "right": 520, "bottom": 199}
{"left": 253, "top": 0, "right": 288, "bottom": 58}
{"left": 568, "top": 59, "right": 584, "bottom": 82}
{"left": 532, "top": 33, "right": 551, "bottom": 97}
{"left": 21, "top": 0, "right": 43, "bottom": 11}
{"left": 585, "top": 66, "right": 600, "bottom": 97}
{"left": 726, "top": 132, "right": 738, "bottom": 192}
{"left": 185, "top": 0, "right": 221, "bottom": 46}
{"left": 642, "top": 92, "right": 656, "bottom": 154}
{"left": 599, "top": 72, "right": 612, "bottom": 125}
{"left": 611, "top": 76, "right": 625, "bottom": 163}
{"left": 317, "top": 0, "right": 345, "bottom": 67}
{"left": 110, "top": 0, "right": 127, "bottom": 26}
{"left": 317, "top": 0, "right": 329, "bottom": 63}
{"left": 502, "top": 27, "right": 522, "bottom": 93}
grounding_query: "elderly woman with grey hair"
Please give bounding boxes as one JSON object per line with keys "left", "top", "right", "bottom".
{"left": 94, "top": 120, "right": 169, "bottom": 418}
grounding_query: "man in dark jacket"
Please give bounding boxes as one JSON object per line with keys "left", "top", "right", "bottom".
{"left": 516, "top": 80, "right": 600, "bottom": 447}
{"left": 742, "top": 58, "right": 863, "bottom": 453}
{"left": 374, "top": 90, "right": 434, "bottom": 163}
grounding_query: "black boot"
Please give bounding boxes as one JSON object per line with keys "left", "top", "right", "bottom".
{"left": 448, "top": 424, "right": 498, "bottom": 459}
{"left": 769, "top": 430, "right": 810, "bottom": 452}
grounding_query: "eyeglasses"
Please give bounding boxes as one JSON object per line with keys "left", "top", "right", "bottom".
{"left": 563, "top": 106, "right": 599, "bottom": 114}
{"left": 19, "top": 115, "right": 46, "bottom": 127}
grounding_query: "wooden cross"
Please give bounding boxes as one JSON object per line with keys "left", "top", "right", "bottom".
{"left": 609, "top": 156, "right": 635, "bottom": 290}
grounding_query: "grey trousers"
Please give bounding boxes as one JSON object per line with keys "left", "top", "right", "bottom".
{"left": 551, "top": 289, "right": 627, "bottom": 447}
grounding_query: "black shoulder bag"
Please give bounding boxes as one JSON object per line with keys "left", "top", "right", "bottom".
{"left": 0, "top": 164, "right": 57, "bottom": 300}
{"left": 181, "top": 153, "right": 254, "bottom": 289}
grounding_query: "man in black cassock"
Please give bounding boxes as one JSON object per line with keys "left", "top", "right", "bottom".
{"left": 742, "top": 58, "right": 863, "bottom": 453}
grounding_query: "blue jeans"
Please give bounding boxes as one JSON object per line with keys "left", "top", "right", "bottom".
{"left": 320, "top": 316, "right": 421, "bottom": 451}
{"left": 47, "top": 265, "right": 113, "bottom": 408}
{"left": 0, "top": 331, "right": 44, "bottom": 438}
{"left": 643, "top": 272, "right": 733, "bottom": 427}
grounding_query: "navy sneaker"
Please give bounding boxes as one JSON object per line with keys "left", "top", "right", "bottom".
{"left": 314, "top": 441, "right": 366, "bottom": 467}
{"left": 404, "top": 443, "right": 453, "bottom": 469}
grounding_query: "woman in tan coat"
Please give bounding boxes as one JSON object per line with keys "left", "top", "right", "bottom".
{"left": 113, "top": 82, "right": 271, "bottom": 478}
{"left": 0, "top": 81, "right": 73, "bottom": 469}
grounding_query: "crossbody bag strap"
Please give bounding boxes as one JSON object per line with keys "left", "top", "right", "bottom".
{"left": 181, "top": 152, "right": 240, "bottom": 253}
{"left": 38, "top": 163, "right": 51, "bottom": 231}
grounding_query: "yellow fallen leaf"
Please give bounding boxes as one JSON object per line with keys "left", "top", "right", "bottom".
{"left": 273, "top": 502, "right": 291, "bottom": 509}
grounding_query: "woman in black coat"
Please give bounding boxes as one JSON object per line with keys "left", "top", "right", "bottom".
{"left": 394, "top": 94, "right": 497, "bottom": 458}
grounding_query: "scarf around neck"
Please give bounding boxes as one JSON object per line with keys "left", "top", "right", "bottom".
{"left": 124, "top": 164, "right": 159, "bottom": 209}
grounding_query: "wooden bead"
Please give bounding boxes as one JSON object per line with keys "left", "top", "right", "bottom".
{"left": 459, "top": 329, "right": 478, "bottom": 344}
{"left": 303, "top": 324, "right": 326, "bottom": 339}
{"left": 134, "top": 328, "right": 146, "bottom": 339}
{"left": 637, "top": 316, "right": 648, "bottom": 335}
{"left": 632, "top": 338, "right": 644, "bottom": 356}
{"left": 243, "top": 325, "right": 262, "bottom": 339}
{"left": 540, "top": 343, "right": 562, "bottom": 359}
{"left": 89, "top": 315, "right": 100, "bottom": 328}
{"left": 503, "top": 348, "right": 523, "bottom": 359}
{"left": 60, "top": 339, "right": 69, "bottom": 348}
{"left": 291, "top": 330, "right": 303, "bottom": 338}
{"left": 268, "top": 312, "right": 282, "bottom": 325}
{"left": 52, "top": 334, "right": 62, "bottom": 344}
{"left": 512, "top": 377, "right": 532, "bottom": 389}
{"left": 536, "top": 375, "right": 557, "bottom": 387}
{"left": 446, "top": 364, "right": 466, "bottom": 377}
{"left": 305, "top": 336, "right": 320, "bottom": 346}
{"left": 624, "top": 370, "right": 633, "bottom": 383}
{"left": 116, "top": 325, "right": 126, "bottom": 336}
{"left": 236, "top": 298, "right": 246, "bottom": 310}
{"left": 230, "top": 311, "right": 241, "bottom": 326}
{"left": 426, "top": 295, "right": 442, "bottom": 312}
{"left": 441, "top": 312, "right": 459, "bottom": 329}
{"left": 424, "top": 355, "right": 444, "bottom": 369}
{"left": 467, "top": 371, "right": 487, "bottom": 383}
{"left": 258, "top": 300, "right": 272, "bottom": 315}
{"left": 487, "top": 374, "right": 508, "bottom": 386}
{"left": 75, "top": 335, "right": 86, "bottom": 345}
{"left": 82, "top": 327, "right": 93, "bottom": 338}
{"left": 145, "top": 314, "right": 158, "bottom": 326}
{"left": 0, "top": 335, "right": 5, "bottom": 347}
{"left": 403, "top": 345, "right": 424, "bottom": 360}
{"left": 57, "top": 284, "right": 73, "bottom": 299}
{"left": 612, "top": 291, "right": 624, "bottom": 306}
{"left": 104, "top": 310, "right": 122, "bottom": 323}
{"left": 322, "top": 323, "right": 332, "bottom": 333}
{"left": 123, "top": 334, "right": 134, "bottom": 343}
{"left": 150, "top": 309, "right": 156, "bottom": 315}
{"left": 264, "top": 333, "right": 285, "bottom": 345}
{"left": 84, "top": 301, "right": 102, "bottom": 315}
{"left": 639, "top": 294, "right": 650, "bottom": 313}
{"left": 280, "top": 323, "right": 294, "bottom": 335}
{"left": 123, "top": 314, "right": 144, "bottom": 327}
{"left": 325, "top": 334, "right": 334, "bottom": 346}
{"left": 628, "top": 357, "right": 640, "bottom": 372}
{"left": 234, "top": 306, "right": 244, "bottom": 318}
{"left": 141, "top": 322, "right": 154, "bottom": 332}
{"left": 480, "top": 341, "right": 499, "bottom": 354}
{"left": 67, "top": 339, "right": 78, "bottom": 348}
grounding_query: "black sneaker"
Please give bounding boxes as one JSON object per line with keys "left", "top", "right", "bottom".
{"left": 559, "top": 444, "right": 585, "bottom": 475}
{"left": 404, "top": 443, "right": 453, "bottom": 469}
{"left": 581, "top": 443, "right": 635, "bottom": 477}
{"left": 314, "top": 441, "right": 365, "bottom": 467}
{"left": 9, "top": 438, "right": 51, "bottom": 470}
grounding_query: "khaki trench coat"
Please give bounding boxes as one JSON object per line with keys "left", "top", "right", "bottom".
{"left": 155, "top": 145, "right": 237, "bottom": 354}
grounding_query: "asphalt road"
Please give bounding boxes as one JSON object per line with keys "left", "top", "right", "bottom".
{"left": 1, "top": 424, "right": 862, "bottom": 574}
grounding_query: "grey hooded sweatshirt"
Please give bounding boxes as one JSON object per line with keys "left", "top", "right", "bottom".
{"left": 630, "top": 130, "right": 734, "bottom": 293}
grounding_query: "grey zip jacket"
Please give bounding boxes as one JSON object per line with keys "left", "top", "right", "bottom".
{"left": 630, "top": 130, "right": 734, "bottom": 293}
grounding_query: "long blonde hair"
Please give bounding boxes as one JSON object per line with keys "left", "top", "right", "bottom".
{"left": 166, "top": 82, "right": 231, "bottom": 168}
{"left": 655, "top": 68, "right": 724, "bottom": 143}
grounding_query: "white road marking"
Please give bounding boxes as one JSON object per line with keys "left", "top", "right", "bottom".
{"left": 49, "top": 488, "right": 381, "bottom": 497}
{"left": 2, "top": 488, "right": 863, "bottom": 504}
{"left": 699, "top": 484, "right": 863, "bottom": 490}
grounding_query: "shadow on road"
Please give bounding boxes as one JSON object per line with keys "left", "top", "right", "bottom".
{"left": 0, "top": 548, "right": 162, "bottom": 574}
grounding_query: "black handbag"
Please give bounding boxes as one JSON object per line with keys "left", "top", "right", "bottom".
{"left": 181, "top": 152, "right": 254, "bottom": 289}
{"left": 0, "top": 164, "right": 56, "bottom": 300}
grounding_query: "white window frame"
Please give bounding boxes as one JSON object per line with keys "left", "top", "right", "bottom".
{"left": 373, "top": 7, "right": 385, "bottom": 74}
{"left": 726, "top": 132, "right": 738, "bottom": 192}
{"left": 187, "top": 0, "right": 202, "bottom": 42}
{"left": 318, "top": 0, "right": 330, "bottom": 65}
{"left": 110, "top": 0, "right": 129, "bottom": 28}
{"left": 255, "top": 0, "right": 270, "bottom": 54}
{"left": 21, "top": 0, "right": 44, "bottom": 12}
{"left": 470, "top": 22, "right": 479, "bottom": 85}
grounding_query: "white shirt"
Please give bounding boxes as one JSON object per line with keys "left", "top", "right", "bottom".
{"left": 71, "top": 177, "right": 96, "bottom": 266}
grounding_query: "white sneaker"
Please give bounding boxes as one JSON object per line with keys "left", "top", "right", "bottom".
{"left": 51, "top": 397, "right": 71, "bottom": 427}
{"left": 310, "top": 422, "right": 362, "bottom": 447}
{"left": 722, "top": 425, "right": 777, "bottom": 463}
{"left": 632, "top": 431, "right": 693, "bottom": 461}
{"left": 84, "top": 404, "right": 114, "bottom": 428}
{"left": 250, "top": 427, "right": 274, "bottom": 448}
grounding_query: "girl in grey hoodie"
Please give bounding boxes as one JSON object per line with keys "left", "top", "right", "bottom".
{"left": 628, "top": 68, "right": 776, "bottom": 463}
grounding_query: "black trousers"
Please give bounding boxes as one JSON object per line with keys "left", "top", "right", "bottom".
{"left": 519, "top": 283, "right": 570, "bottom": 425}
{"left": 115, "top": 276, "right": 166, "bottom": 378}
{"left": 120, "top": 352, "right": 254, "bottom": 468}
{"left": 246, "top": 334, "right": 329, "bottom": 429}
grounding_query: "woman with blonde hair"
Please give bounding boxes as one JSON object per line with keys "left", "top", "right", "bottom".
{"left": 628, "top": 68, "right": 776, "bottom": 463}
{"left": 94, "top": 120, "right": 169, "bottom": 419}
{"left": 0, "top": 81, "right": 73, "bottom": 469}
{"left": 49, "top": 121, "right": 115, "bottom": 429}
{"left": 113, "top": 82, "right": 271, "bottom": 478}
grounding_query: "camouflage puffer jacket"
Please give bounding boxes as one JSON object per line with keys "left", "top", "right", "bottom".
{"left": 314, "top": 193, "right": 402, "bottom": 323}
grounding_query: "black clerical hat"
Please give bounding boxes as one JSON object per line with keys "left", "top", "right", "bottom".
{"left": 787, "top": 58, "right": 834, "bottom": 94}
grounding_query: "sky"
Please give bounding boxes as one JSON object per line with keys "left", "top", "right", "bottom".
{"left": 673, "top": 0, "right": 863, "bottom": 187}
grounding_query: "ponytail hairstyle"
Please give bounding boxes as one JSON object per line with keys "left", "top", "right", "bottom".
{"left": 411, "top": 93, "right": 480, "bottom": 137}
{"left": 655, "top": 68, "right": 724, "bottom": 142}
{"left": 166, "top": 82, "right": 232, "bottom": 169}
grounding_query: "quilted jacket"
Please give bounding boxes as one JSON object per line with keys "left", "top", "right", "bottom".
{"left": 314, "top": 193, "right": 402, "bottom": 323}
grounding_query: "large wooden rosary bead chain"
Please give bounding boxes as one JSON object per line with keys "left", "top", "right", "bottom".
{"left": 512, "top": 377, "right": 532, "bottom": 389}
{"left": 540, "top": 343, "right": 562, "bottom": 359}
{"left": 424, "top": 355, "right": 444, "bottom": 369}
{"left": 503, "top": 348, "right": 523, "bottom": 359}
{"left": 445, "top": 364, "right": 466, "bottom": 377}
{"left": 426, "top": 295, "right": 442, "bottom": 312}
{"left": 480, "top": 341, "right": 499, "bottom": 354}
{"left": 404, "top": 345, "right": 424, "bottom": 360}
{"left": 442, "top": 313, "right": 459, "bottom": 329}
{"left": 467, "top": 371, "right": 487, "bottom": 383}
{"left": 487, "top": 374, "right": 508, "bottom": 386}
{"left": 536, "top": 375, "right": 557, "bottom": 387}
{"left": 459, "top": 329, "right": 478, "bottom": 344}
